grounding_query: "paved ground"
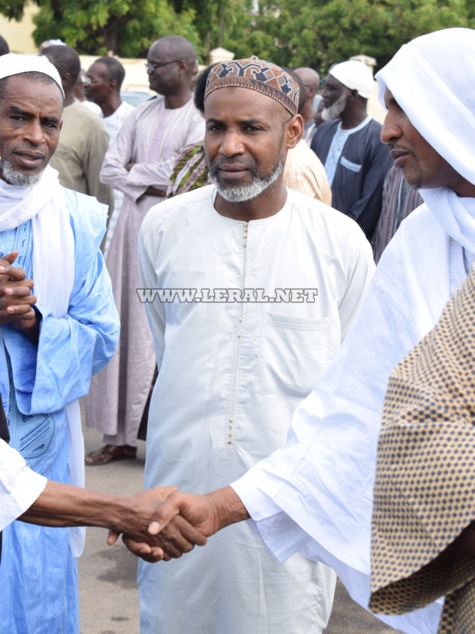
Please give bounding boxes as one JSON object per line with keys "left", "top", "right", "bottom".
{"left": 79, "top": 423, "right": 400, "bottom": 634}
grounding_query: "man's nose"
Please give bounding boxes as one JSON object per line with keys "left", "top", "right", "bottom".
{"left": 380, "top": 112, "right": 400, "bottom": 145}
{"left": 219, "top": 131, "right": 244, "bottom": 156}
{"left": 24, "top": 120, "right": 45, "bottom": 145}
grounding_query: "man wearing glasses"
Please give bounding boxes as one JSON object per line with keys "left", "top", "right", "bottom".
{"left": 86, "top": 36, "right": 204, "bottom": 466}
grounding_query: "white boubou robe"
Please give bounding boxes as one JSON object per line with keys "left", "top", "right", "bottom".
{"left": 139, "top": 185, "right": 374, "bottom": 634}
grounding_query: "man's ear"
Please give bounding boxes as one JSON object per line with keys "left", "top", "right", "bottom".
{"left": 177, "top": 60, "right": 187, "bottom": 76}
{"left": 286, "top": 114, "right": 304, "bottom": 149}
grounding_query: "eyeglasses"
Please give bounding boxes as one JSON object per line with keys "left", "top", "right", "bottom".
{"left": 145, "top": 60, "right": 182, "bottom": 72}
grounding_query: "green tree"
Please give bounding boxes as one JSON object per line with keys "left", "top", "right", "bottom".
{"left": 0, "top": 0, "right": 473, "bottom": 66}
{"left": 254, "top": 0, "right": 470, "bottom": 73}
{"left": 1, "top": 0, "right": 198, "bottom": 57}
{"left": 170, "top": 0, "right": 259, "bottom": 60}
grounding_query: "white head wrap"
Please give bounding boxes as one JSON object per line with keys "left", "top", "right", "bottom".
{"left": 376, "top": 28, "right": 475, "bottom": 186}
{"left": 329, "top": 60, "right": 374, "bottom": 98}
{"left": 0, "top": 53, "right": 64, "bottom": 97}
{"left": 376, "top": 28, "right": 475, "bottom": 255}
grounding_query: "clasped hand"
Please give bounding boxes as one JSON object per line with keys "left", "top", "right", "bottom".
{"left": 107, "top": 487, "right": 213, "bottom": 562}
{"left": 0, "top": 251, "right": 38, "bottom": 335}
{"left": 110, "top": 488, "right": 221, "bottom": 563}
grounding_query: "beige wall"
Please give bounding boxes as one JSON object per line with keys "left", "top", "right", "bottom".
{"left": 368, "top": 81, "right": 386, "bottom": 125}
{"left": 0, "top": 4, "right": 38, "bottom": 54}
{"left": 0, "top": 6, "right": 152, "bottom": 93}
{"left": 79, "top": 55, "right": 152, "bottom": 95}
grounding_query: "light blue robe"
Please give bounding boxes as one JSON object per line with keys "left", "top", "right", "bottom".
{"left": 0, "top": 188, "right": 120, "bottom": 634}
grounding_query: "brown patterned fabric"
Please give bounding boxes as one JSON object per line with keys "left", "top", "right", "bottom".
{"left": 204, "top": 56, "right": 300, "bottom": 115}
{"left": 370, "top": 265, "right": 475, "bottom": 633}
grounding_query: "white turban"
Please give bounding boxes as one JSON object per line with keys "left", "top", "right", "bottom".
{"left": 0, "top": 53, "right": 64, "bottom": 97}
{"left": 376, "top": 28, "right": 475, "bottom": 186}
{"left": 329, "top": 60, "right": 374, "bottom": 98}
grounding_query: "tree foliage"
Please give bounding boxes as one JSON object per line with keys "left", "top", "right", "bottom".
{"left": 2, "top": 0, "right": 474, "bottom": 71}
{"left": 249, "top": 0, "right": 471, "bottom": 72}
{"left": 3, "top": 0, "right": 199, "bottom": 57}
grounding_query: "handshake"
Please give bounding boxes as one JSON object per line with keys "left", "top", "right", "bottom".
{"left": 20, "top": 481, "right": 249, "bottom": 563}
{"left": 111, "top": 486, "right": 250, "bottom": 562}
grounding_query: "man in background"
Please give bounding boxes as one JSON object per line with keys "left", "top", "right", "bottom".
{"left": 295, "top": 66, "right": 321, "bottom": 144}
{"left": 74, "top": 68, "right": 102, "bottom": 116}
{"left": 85, "top": 56, "right": 134, "bottom": 254}
{"left": 85, "top": 35, "right": 204, "bottom": 465}
{"left": 311, "top": 60, "right": 392, "bottom": 239}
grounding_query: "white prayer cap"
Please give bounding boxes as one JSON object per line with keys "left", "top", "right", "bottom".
{"left": 0, "top": 53, "right": 64, "bottom": 97}
{"left": 376, "top": 28, "right": 475, "bottom": 186}
{"left": 329, "top": 60, "right": 374, "bottom": 98}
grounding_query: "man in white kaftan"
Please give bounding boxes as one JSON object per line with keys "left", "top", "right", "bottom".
{"left": 138, "top": 57, "right": 374, "bottom": 633}
{"left": 100, "top": 99, "right": 134, "bottom": 256}
{"left": 128, "top": 28, "right": 475, "bottom": 634}
{"left": 0, "top": 55, "right": 120, "bottom": 633}
{"left": 85, "top": 36, "right": 204, "bottom": 463}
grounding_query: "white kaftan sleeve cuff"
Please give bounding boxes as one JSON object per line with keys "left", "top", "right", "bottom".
{"left": 231, "top": 468, "right": 312, "bottom": 563}
{"left": 0, "top": 440, "right": 47, "bottom": 531}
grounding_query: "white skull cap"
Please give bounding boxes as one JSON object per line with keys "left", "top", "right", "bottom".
{"left": 0, "top": 53, "right": 64, "bottom": 97}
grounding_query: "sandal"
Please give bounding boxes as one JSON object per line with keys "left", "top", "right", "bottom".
{"left": 85, "top": 444, "right": 137, "bottom": 466}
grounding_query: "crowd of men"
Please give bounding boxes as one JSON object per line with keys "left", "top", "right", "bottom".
{"left": 0, "top": 25, "right": 474, "bottom": 634}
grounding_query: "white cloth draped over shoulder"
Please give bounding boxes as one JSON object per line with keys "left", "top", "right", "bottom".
{"left": 233, "top": 28, "right": 475, "bottom": 634}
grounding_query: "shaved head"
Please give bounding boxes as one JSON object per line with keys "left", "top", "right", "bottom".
{"left": 295, "top": 67, "right": 320, "bottom": 86}
{"left": 149, "top": 36, "right": 197, "bottom": 67}
{"left": 41, "top": 45, "right": 81, "bottom": 85}
{"left": 295, "top": 67, "right": 320, "bottom": 102}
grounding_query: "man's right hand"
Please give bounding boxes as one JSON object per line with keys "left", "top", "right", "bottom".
{"left": 122, "top": 487, "right": 250, "bottom": 562}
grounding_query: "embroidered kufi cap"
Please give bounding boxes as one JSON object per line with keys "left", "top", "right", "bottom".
{"left": 0, "top": 54, "right": 64, "bottom": 97}
{"left": 204, "top": 56, "right": 299, "bottom": 115}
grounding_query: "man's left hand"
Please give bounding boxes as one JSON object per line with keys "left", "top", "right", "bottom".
{"left": 0, "top": 250, "right": 39, "bottom": 341}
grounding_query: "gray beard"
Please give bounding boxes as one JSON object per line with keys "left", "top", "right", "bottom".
{"left": 321, "top": 93, "right": 348, "bottom": 122}
{"left": 1, "top": 160, "right": 43, "bottom": 186}
{"left": 212, "top": 161, "right": 284, "bottom": 204}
